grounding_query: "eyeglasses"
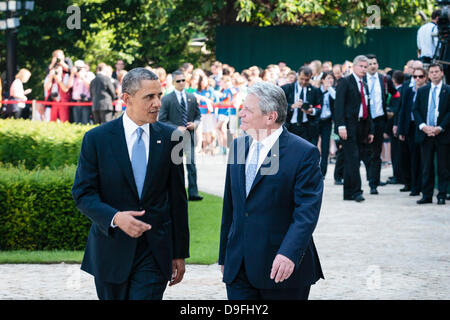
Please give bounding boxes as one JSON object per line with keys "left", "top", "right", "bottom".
{"left": 413, "top": 75, "right": 425, "bottom": 79}
{"left": 175, "top": 79, "right": 186, "bottom": 83}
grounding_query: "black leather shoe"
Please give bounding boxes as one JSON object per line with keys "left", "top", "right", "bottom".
{"left": 334, "top": 179, "right": 344, "bottom": 185}
{"left": 437, "top": 198, "right": 446, "bottom": 205}
{"left": 189, "top": 195, "right": 203, "bottom": 201}
{"left": 353, "top": 194, "right": 365, "bottom": 202}
{"left": 417, "top": 197, "right": 432, "bottom": 204}
{"left": 400, "top": 186, "right": 411, "bottom": 192}
{"left": 409, "top": 192, "right": 420, "bottom": 196}
{"left": 447, "top": 194, "right": 450, "bottom": 200}
{"left": 370, "top": 188, "right": 378, "bottom": 195}
{"left": 386, "top": 177, "right": 399, "bottom": 184}
{"left": 378, "top": 181, "right": 387, "bottom": 186}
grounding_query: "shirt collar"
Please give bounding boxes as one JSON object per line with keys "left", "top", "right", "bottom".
{"left": 251, "top": 126, "right": 283, "bottom": 151}
{"left": 431, "top": 81, "right": 442, "bottom": 90}
{"left": 352, "top": 73, "right": 362, "bottom": 84}
{"left": 123, "top": 110, "right": 150, "bottom": 139}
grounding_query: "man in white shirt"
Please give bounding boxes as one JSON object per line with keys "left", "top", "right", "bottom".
{"left": 412, "top": 63, "right": 450, "bottom": 205}
{"left": 417, "top": 9, "right": 441, "bottom": 64}
{"left": 72, "top": 68, "right": 189, "bottom": 299}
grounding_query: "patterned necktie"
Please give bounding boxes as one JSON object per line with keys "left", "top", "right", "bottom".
{"left": 428, "top": 86, "right": 437, "bottom": 127}
{"left": 360, "top": 80, "right": 368, "bottom": 120}
{"left": 131, "top": 127, "right": 147, "bottom": 199}
{"left": 246, "top": 141, "right": 261, "bottom": 197}
{"left": 179, "top": 93, "right": 188, "bottom": 126}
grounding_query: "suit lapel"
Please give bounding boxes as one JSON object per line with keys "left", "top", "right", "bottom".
{"left": 237, "top": 135, "right": 251, "bottom": 201}
{"left": 438, "top": 85, "right": 448, "bottom": 117}
{"left": 141, "top": 122, "right": 164, "bottom": 199}
{"left": 110, "top": 117, "right": 139, "bottom": 200}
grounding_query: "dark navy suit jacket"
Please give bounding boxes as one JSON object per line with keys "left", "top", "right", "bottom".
{"left": 218, "top": 127, "right": 324, "bottom": 289}
{"left": 397, "top": 86, "right": 416, "bottom": 136}
{"left": 72, "top": 117, "right": 189, "bottom": 284}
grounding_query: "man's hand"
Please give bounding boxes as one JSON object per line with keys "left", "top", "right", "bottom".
{"left": 177, "top": 126, "right": 187, "bottom": 134}
{"left": 113, "top": 210, "right": 151, "bottom": 238}
{"left": 432, "top": 126, "right": 442, "bottom": 136}
{"left": 393, "top": 125, "right": 398, "bottom": 137}
{"left": 220, "top": 265, "right": 224, "bottom": 275}
{"left": 422, "top": 125, "right": 435, "bottom": 136}
{"left": 338, "top": 127, "right": 347, "bottom": 140}
{"left": 368, "top": 134, "right": 374, "bottom": 144}
{"left": 169, "top": 259, "right": 186, "bottom": 286}
{"left": 186, "top": 122, "right": 195, "bottom": 131}
{"left": 270, "top": 254, "right": 295, "bottom": 283}
{"left": 399, "top": 135, "right": 405, "bottom": 141}
{"left": 292, "top": 100, "right": 303, "bottom": 109}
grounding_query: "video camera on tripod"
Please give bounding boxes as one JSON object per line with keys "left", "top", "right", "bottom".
{"left": 433, "top": 0, "right": 450, "bottom": 81}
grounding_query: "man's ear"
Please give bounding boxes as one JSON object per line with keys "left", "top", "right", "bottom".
{"left": 122, "top": 92, "right": 131, "bottom": 105}
{"left": 267, "top": 111, "right": 279, "bottom": 124}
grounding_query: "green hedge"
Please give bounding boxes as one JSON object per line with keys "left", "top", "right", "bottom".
{"left": 0, "top": 119, "right": 93, "bottom": 169}
{"left": 0, "top": 165, "right": 91, "bottom": 250}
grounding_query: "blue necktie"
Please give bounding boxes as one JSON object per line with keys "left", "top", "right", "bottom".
{"left": 428, "top": 86, "right": 437, "bottom": 126}
{"left": 131, "top": 127, "right": 147, "bottom": 198}
{"left": 246, "top": 142, "right": 261, "bottom": 197}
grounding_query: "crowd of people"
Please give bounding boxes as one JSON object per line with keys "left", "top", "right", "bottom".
{"left": 1, "top": 46, "right": 448, "bottom": 205}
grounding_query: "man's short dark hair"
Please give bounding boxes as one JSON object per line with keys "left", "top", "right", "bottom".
{"left": 122, "top": 68, "right": 159, "bottom": 95}
{"left": 172, "top": 69, "right": 184, "bottom": 78}
{"left": 366, "top": 54, "right": 377, "bottom": 61}
{"left": 297, "top": 66, "right": 312, "bottom": 77}
{"left": 432, "top": 9, "right": 441, "bottom": 20}
{"left": 429, "top": 63, "right": 443, "bottom": 71}
{"left": 392, "top": 70, "right": 404, "bottom": 85}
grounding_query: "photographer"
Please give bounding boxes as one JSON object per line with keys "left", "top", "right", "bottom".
{"left": 47, "top": 49, "right": 72, "bottom": 75}
{"left": 68, "top": 60, "right": 95, "bottom": 124}
{"left": 417, "top": 9, "right": 441, "bottom": 64}
{"left": 44, "top": 64, "right": 72, "bottom": 122}
{"left": 7, "top": 68, "right": 32, "bottom": 119}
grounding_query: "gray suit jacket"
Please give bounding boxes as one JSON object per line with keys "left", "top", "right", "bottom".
{"left": 89, "top": 74, "right": 117, "bottom": 111}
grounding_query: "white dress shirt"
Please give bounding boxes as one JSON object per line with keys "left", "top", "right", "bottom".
{"left": 419, "top": 81, "right": 442, "bottom": 130}
{"left": 417, "top": 22, "right": 438, "bottom": 58}
{"left": 339, "top": 74, "right": 368, "bottom": 130}
{"left": 174, "top": 88, "right": 187, "bottom": 107}
{"left": 367, "top": 73, "right": 384, "bottom": 118}
{"left": 111, "top": 111, "right": 150, "bottom": 227}
{"left": 291, "top": 83, "right": 316, "bottom": 124}
{"left": 320, "top": 85, "right": 335, "bottom": 119}
{"left": 246, "top": 126, "right": 283, "bottom": 174}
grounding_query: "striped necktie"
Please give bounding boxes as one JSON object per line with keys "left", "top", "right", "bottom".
{"left": 180, "top": 94, "right": 188, "bottom": 126}
{"left": 246, "top": 142, "right": 261, "bottom": 197}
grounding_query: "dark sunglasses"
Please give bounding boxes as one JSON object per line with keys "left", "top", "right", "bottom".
{"left": 175, "top": 79, "right": 186, "bottom": 83}
{"left": 413, "top": 75, "right": 425, "bottom": 79}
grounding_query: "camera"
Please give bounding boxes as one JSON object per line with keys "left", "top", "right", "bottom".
{"left": 301, "top": 101, "right": 311, "bottom": 111}
{"left": 434, "top": 0, "right": 450, "bottom": 81}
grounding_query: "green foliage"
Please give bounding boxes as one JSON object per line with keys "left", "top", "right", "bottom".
{"left": 0, "top": 119, "right": 93, "bottom": 169}
{"left": 0, "top": 165, "right": 91, "bottom": 250}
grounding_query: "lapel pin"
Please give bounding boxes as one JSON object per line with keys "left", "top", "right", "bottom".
{"left": 157, "top": 140, "right": 161, "bottom": 144}
{"left": 273, "top": 154, "right": 277, "bottom": 157}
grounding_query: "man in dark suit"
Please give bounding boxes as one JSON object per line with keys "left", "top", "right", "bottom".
{"left": 159, "top": 69, "right": 203, "bottom": 201}
{"left": 334, "top": 55, "right": 374, "bottom": 202}
{"left": 89, "top": 63, "right": 117, "bottom": 124}
{"left": 412, "top": 63, "right": 450, "bottom": 205}
{"left": 364, "top": 54, "right": 398, "bottom": 195}
{"left": 398, "top": 67, "right": 428, "bottom": 196}
{"left": 219, "top": 81, "right": 324, "bottom": 300}
{"left": 72, "top": 68, "right": 189, "bottom": 300}
{"left": 282, "top": 66, "right": 322, "bottom": 145}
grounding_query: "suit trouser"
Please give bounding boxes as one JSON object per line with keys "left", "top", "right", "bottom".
{"left": 334, "top": 140, "right": 344, "bottom": 181}
{"left": 226, "top": 262, "right": 311, "bottom": 300}
{"left": 387, "top": 117, "right": 402, "bottom": 183}
{"left": 94, "top": 235, "right": 168, "bottom": 300}
{"left": 369, "top": 116, "right": 386, "bottom": 189}
{"left": 341, "top": 120, "right": 371, "bottom": 199}
{"left": 420, "top": 136, "right": 449, "bottom": 200}
{"left": 184, "top": 135, "right": 199, "bottom": 197}
{"left": 399, "top": 122, "right": 422, "bottom": 193}
{"left": 71, "top": 104, "right": 92, "bottom": 124}
{"left": 92, "top": 110, "right": 114, "bottom": 124}
{"left": 318, "top": 118, "right": 332, "bottom": 177}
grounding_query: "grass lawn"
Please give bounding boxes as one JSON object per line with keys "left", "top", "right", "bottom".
{"left": 0, "top": 191, "right": 223, "bottom": 265}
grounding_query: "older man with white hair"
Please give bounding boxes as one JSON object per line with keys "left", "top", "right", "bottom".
{"left": 219, "top": 81, "right": 324, "bottom": 300}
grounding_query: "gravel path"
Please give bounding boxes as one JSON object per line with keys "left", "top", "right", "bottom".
{"left": 0, "top": 155, "right": 448, "bottom": 300}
